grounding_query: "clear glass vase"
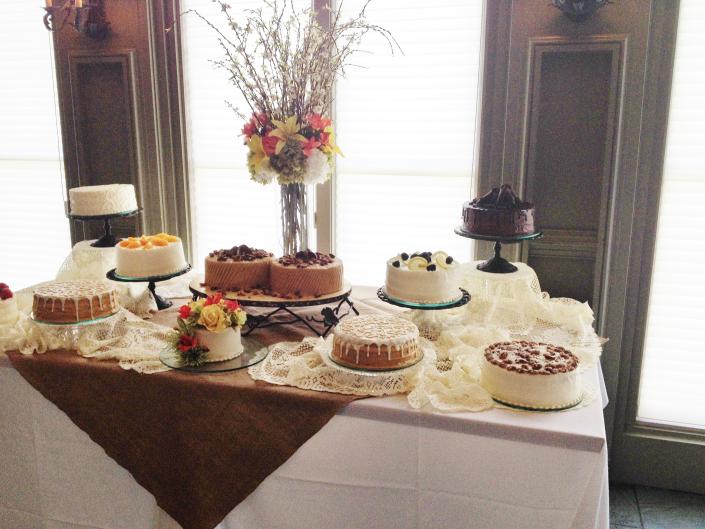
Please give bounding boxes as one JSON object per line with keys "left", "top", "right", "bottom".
{"left": 280, "top": 183, "right": 309, "bottom": 255}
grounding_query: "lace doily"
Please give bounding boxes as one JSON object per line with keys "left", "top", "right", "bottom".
{"left": 248, "top": 336, "right": 436, "bottom": 396}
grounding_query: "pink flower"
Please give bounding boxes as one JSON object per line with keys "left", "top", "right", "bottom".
{"left": 307, "top": 113, "right": 331, "bottom": 131}
{"left": 262, "top": 135, "right": 280, "bottom": 156}
{"left": 177, "top": 334, "right": 198, "bottom": 353}
{"left": 204, "top": 293, "right": 222, "bottom": 306}
{"left": 225, "top": 300, "right": 240, "bottom": 312}
{"left": 241, "top": 119, "right": 258, "bottom": 139}
{"left": 301, "top": 137, "right": 321, "bottom": 157}
{"left": 178, "top": 305, "right": 192, "bottom": 319}
{"left": 319, "top": 131, "right": 330, "bottom": 146}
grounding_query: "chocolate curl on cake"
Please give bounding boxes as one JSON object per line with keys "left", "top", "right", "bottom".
{"left": 278, "top": 249, "right": 336, "bottom": 267}
{"left": 210, "top": 245, "right": 273, "bottom": 262}
{"left": 472, "top": 184, "right": 528, "bottom": 209}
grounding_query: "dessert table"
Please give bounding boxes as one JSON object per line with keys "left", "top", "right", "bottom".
{"left": 0, "top": 287, "right": 609, "bottom": 529}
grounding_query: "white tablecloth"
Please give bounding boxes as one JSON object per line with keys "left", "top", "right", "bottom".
{"left": 0, "top": 355, "right": 608, "bottom": 529}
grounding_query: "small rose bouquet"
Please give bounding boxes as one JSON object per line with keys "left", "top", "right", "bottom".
{"left": 169, "top": 294, "right": 247, "bottom": 366}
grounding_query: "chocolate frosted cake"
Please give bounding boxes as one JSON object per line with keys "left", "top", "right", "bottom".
{"left": 270, "top": 249, "right": 343, "bottom": 298}
{"left": 462, "top": 184, "right": 535, "bottom": 237}
{"left": 204, "top": 244, "right": 273, "bottom": 292}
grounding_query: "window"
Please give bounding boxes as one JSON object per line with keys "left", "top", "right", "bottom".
{"left": 181, "top": 1, "right": 484, "bottom": 285}
{"left": 0, "top": 3, "right": 70, "bottom": 289}
{"left": 335, "top": 0, "right": 483, "bottom": 285}
{"left": 637, "top": 0, "right": 705, "bottom": 429}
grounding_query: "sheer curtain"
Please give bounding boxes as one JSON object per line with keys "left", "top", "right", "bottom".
{"left": 181, "top": 0, "right": 308, "bottom": 269}
{"left": 637, "top": 0, "right": 705, "bottom": 429}
{"left": 335, "top": 0, "right": 483, "bottom": 286}
{"left": 0, "top": 3, "right": 70, "bottom": 290}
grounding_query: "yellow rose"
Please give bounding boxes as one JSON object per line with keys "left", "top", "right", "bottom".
{"left": 197, "top": 304, "right": 230, "bottom": 333}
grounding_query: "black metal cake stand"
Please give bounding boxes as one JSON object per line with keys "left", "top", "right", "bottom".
{"left": 106, "top": 265, "right": 192, "bottom": 310}
{"left": 70, "top": 208, "right": 142, "bottom": 248}
{"left": 189, "top": 278, "right": 359, "bottom": 338}
{"left": 454, "top": 227, "right": 543, "bottom": 274}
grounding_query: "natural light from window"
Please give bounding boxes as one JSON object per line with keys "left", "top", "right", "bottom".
{"left": 0, "top": 3, "right": 70, "bottom": 290}
{"left": 637, "top": 0, "right": 705, "bottom": 429}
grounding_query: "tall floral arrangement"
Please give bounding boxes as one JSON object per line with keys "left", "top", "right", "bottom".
{"left": 189, "top": 0, "right": 399, "bottom": 254}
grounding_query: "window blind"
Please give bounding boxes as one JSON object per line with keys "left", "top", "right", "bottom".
{"left": 637, "top": 0, "right": 705, "bottom": 429}
{"left": 335, "top": 0, "right": 483, "bottom": 286}
{"left": 181, "top": 0, "right": 308, "bottom": 267}
{"left": 0, "top": 3, "right": 70, "bottom": 289}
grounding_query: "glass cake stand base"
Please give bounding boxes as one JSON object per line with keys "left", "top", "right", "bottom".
{"left": 159, "top": 336, "right": 268, "bottom": 373}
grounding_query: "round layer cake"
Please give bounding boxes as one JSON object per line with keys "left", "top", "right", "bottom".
{"left": 69, "top": 184, "right": 138, "bottom": 216}
{"left": 481, "top": 340, "right": 582, "bottom": 409}
{"left": 116, "top": 233, "right": 187, "bottom": 278}
{"left": 204, "top": 245, "right": 272, "bottom": 292}
{"left": 385, "top": 251, "right": 460, "bottom": 304}
{"left": 194, "top": 328, "right": 244, "bottom": 363}
{"left": 270, "top": 250, "right": 343, "bottom": 298}
{"left": 32, "top": 280, "right": 119, "bottom": 324}
{"left": 462, "top": 184, "right": 535, "bottom": 237}
{"left": 331, "top": 314, "right": 422, "bottom": 370}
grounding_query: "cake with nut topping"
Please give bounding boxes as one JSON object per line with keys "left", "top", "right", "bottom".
{"left": 331, "top": 314, "right": 422, "bottom": 370}
{"left": 270, "top": 249, "right": 343, "bottom": 298}
{"left": 384, "top": 251, "right": 461, "bottom": 304}
{"left": 481, "top": 340, "right": 582, "bottom": 409}
{"left": 204, "top": 244, "right": 273, "bottom": 292}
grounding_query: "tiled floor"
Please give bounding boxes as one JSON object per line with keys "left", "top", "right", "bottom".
{"left": 610, "top": 483, "right": 705, "bottom": 529}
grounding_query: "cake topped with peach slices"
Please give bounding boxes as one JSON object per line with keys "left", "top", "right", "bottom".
{"left": 116, "top": 233, "right": 188, "bottom": 278}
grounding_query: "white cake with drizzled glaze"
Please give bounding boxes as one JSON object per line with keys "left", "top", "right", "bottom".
{"left": 32, "top": 280, "right": 120, "bottom": 324}
{"left": 331, "top": 315, "right": 421, "bottom": 370}
{"left": 481, "top": 341, "right": 582, "bottom": 409}
{"left": 69, "top": 184, "right": 138, "bottom": 216}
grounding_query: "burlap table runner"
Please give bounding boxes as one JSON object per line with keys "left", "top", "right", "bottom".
{"left": 5, "top": 296, "right": 385, "bottom": 529}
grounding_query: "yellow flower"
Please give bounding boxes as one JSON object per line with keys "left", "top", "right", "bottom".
{"left": 269, "top": 116, "right": 306, "bottom": 155}
{"left": 198, "top": 304, "right": 230, "bottom": 333}
{"left": 247, "top": 135, "right": 268, "bottom": 171}
{"left": 320, "top": 126, "right": 343, "bottom": 156}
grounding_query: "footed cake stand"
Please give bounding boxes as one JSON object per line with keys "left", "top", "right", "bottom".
{"left": 189, "top": 278, "right": 359, "bottom": 338}
{"left": 107, "top": 265, "right": 192, "bottom": 310}
{"left": 376, "top": 288, "right": 471, "bottom": 342}
{"left": 70, "top": 208, "right": 142, "bottom": 248}
{"left": 454, "top": 227, "right": 543, "bottom": 274}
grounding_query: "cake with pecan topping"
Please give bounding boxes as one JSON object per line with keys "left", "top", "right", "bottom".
{"left": 462, "top": 184, "right": 535, "bottom": 237}
{"left": 204, "top": 244, "right": 273, "bottom": 292}
{"left": 270, "top": 249, "right": 343, "bottom": 298}
{"left": 331, "top": 314, "right": 421, "bottom": 370}
{"left": 481, "top": 340, "right": 582, "bottom": 409}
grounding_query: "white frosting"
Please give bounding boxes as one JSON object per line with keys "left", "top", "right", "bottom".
{"left": 385, "top": 253, "right": 461, "bottom": 304}
{"left": 195, "top": 327, "right": 243, "bottom": 362}
{"left": 69, "top": 184, "right": 138, "bottom": 216}
{"left": 333, "top": 315, "right": 419, "bottom": 364}
{"left": 33, "top": 280, "right": 119, "bottom": 321}
{"left": 116, "top": 240, "right": 187, "bottom": 278}
{"left": 0, "top": 297, "right": 19, "bottom": 326}
{"left": 481, "top": 343, "right": 582, "bottom": 409}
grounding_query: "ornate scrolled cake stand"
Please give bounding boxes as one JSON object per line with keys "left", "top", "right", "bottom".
{"left": 376, "top": 287, "right": 471, "bottom": 343}
{"left": 69, "top": 208, "right": 142, "bottom": 248}
{"left": 189, "top": 277, "right": 359, "bottom": 338}
{"left": 107, "top": 265, "right": 192, "bottom": 310}
{"left": 454, "top": 227, "right": 543, "bottom": 274}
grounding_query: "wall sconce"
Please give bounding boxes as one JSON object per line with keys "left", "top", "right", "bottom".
{"left": 551, "top": 0, "right": 612, "bottom": 22}
{"left": 43, "top": 0, "right": 110, "bottom": 40}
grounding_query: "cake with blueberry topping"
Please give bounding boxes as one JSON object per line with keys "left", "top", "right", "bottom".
{"left": 270, "top": 249, "right": 343, "bottom": 298}
{"left": 0, "top": 283, "right": 19, "bottom": 326}
{"left": 481, "top": 340, "right": 582, "bottom": 409}
{"left": 462, "top": 184, "right": 535, "bottom": 237}
{"left": 331, "top": 314, "right": 422, "bottom": 370}
{"left": 204, "top": 244, "right": 273, "bottom": 292}
{"left": 384, "top": 251, "right": 461, "bottom": 304}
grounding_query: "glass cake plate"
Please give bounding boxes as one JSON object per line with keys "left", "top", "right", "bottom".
{"left": 491, "top": 395, "right": 584, "bottom": 412}
{"left": 376, "top": 288, "right": 470, "bottom": 310}
{"left": 159, "top": 335, "right": 268, "bottom": 373}
{"left": 30, "top": 311, "right": 118, "bottom": 327}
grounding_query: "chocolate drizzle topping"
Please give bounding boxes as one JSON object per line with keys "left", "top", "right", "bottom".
{"left": 471, "top": 184, "right": 532, "bottom": 210}
{"left": 277, "top": 249, "right": 336, "bottom": 268}
{"left": 209, "top": 244, "right": 272, "bottom": 262}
